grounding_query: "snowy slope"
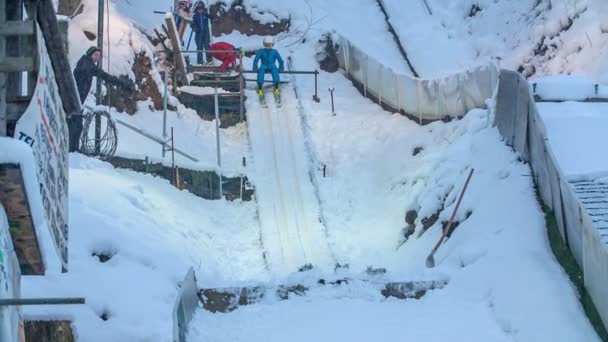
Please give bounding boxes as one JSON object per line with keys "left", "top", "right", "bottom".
{"left": 21, "top": 155, "right": 266, "bottom": 341}
{"left": 384, "top": 0, "right": 608, "bottom": 81}
{"left": 246, "top": 86, "right": 336, "bottom": 276}
{"left": 44, "top": 0, "right": 606, "bottom": 340}
{"left": 185, "top": 42, "right": 601, "bottom": 341}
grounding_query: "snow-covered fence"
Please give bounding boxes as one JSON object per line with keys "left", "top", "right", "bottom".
{"left": 0, "top": 204, "right": 23, "bottom": 342}
{"left": 494, "top": 69, "right": 608, "bottom": 330}
{"left": 173, "top": 267, "right": 199, "bottom": 342}
{"left": 334, "top": 35, "right": 498, "bottom": 122}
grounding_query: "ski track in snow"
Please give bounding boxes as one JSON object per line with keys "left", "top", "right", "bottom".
{"left": 247, "top": 84, "right": 335, "bottom": 275}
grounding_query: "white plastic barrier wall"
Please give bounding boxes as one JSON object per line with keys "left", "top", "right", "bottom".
{"left": 494, "top": 69, "right": 608, "bottom": 331}
{"left": 335, "top": 35, "right": 498, "bottom": 122}
{"left": 0, "top": 204, "right": 22, "bottom": 342}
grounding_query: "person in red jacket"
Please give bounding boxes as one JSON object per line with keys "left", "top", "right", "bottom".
{"left": 209, "top": 41, "right": 240, "bottom": 71}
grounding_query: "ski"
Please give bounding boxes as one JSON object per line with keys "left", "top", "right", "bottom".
{"left": 273, "top": 89, "right": 282, "bottom": 108}
{"left": 258, "top": 90, "right": 268, "bottom": 108}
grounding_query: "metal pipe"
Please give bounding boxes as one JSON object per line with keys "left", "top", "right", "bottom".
{"left": 416, "top": 79, "right": 422, "bottom": 125}
{"left": 240, "top": 156, "right": 246, "bottom": 201}
{"left": 0, "top": 298, "right": 85, "bottom": 306}
{"left": 313, "top": 70, "right": 320, "bottom": 102}
{"left": 364, "top": 56, "right": 368, "bottom": 98}
{"left": 114, "top": 118, "right": 199, "bottom": 162}
{"left": 171, "top": 127, "right": 175, "bottom": 186}
{"left": 162, "top": 62, "right": 168, "bottom": 158}
{"left": 239, "top": 53, "right": 244, "bottom": 123}
{"left": 95, "top": 0, "right": 105, "bottom": 154}
{"left": 214, "top": 85, "right": 222, "bottom": 198}
{"left": 378, "top": 65, "right": 382, "bottom": 107}
{"left": 242, "top": 70, "right": 319, "bottom": 75}
{"left": 176, "top": 49, "right": 243, "bottom": 54}
{"left": 190, "top": 79, "right": 242, "bottom": 84}
{"left": 329, "top": 88, "right": 335, "bottom": 115}
{"left": 395, "top": 73, "right": 401, "bottom": 113}
{"left": 244, "top": 78, "right": 286, "bottom": 84}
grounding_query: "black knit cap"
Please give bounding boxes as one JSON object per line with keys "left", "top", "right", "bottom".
{"left": 85, "top": 46, "right": 101, "bottom": 57}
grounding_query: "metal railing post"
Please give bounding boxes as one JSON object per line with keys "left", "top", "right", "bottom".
{"left": 162, "top": 61, "right": 169, "bottom": 158}
{"left": 417, "top": 79, "right": 422, "bottom": 125}
{"left": 240, "top": 156, "right": 245, "bottom": 201}
{"left": 95, "top": 0, "right": 105, "bottom": 155}
{"left": 171, "top": 127, "right": 176, "bottom": 186}
{"left": 364, "top": 55, "right": 368, "bottom": 98}
{"left": 395, "top": 73, "right": 401, "bottom": 113}
{"left": 313, "top": 70, "right": 320, "bottom": 102}
{"left": 435, "top": 82, "right": 440, "bottom": 118}
{"left": 239, "top": 53, "right": 244, "bottom": 122}
{"left": 378, "top": 65, "right": 382, "bottom": 107}
{"left": 214, "top": 84, "right": 222, "bottom": 199}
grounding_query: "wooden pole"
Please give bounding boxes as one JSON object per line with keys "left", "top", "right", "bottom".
{"left": 34, "top": 0, "right": 82, "bottom": 120}
{"left": 0, "top": 0, "right": 6, "bottom": 136}
{"left": 94, "top": 0, "right": 104, "bottom": 154}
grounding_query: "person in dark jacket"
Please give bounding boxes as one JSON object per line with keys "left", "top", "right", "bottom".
{"left": 73, "top": 46, "right": 128, "bottom": 102}
{"left": 70, "top": 46, "right": 131, "bottom": 152}
{"left": 190, "top": 1, "right": 213, "bottom": 65}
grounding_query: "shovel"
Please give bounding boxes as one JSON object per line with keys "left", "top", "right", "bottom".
{"left": 426, "top": 168, "right": 474, "bottom": 268}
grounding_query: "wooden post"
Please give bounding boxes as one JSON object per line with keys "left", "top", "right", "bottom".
{"left": 6, "top": 0, "right": 23, "bottom": 98}
{"left": 164, "top": 15, "right": 189, "bottom": 86}
{"left": 34, "top": 0, "right": 82, "bottom": 120}
{"left": 0, "top": 0, "right": 6, "bottom": 136}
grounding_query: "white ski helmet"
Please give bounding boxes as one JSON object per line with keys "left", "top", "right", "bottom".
{"left": 263, "top": 36, "right": 274, "bottom": 48}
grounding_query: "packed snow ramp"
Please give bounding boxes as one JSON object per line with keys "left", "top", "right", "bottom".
{"left": 247, "top": 86, "right": 335, "bottom": 275}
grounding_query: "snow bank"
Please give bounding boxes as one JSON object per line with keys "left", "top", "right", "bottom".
{"left": 532, "top": 75, "right": 608, "bottom": 101}
{"left": 0, "top": 138, "right": 63, "bottom": 274}
{"left": 21, "top": 154, "right": 266, "bottom": 340}
{"left": 382, "top": 0, "right": 608, "bottom": 81}
{"left": 537, "top": 101, "right": 608, "bottom": 178}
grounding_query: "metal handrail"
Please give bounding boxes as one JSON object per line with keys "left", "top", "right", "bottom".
{"left": 0, "top": 298, "right": 85, "bottom": 306}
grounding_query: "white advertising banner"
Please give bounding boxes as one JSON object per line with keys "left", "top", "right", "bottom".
{"left": 14, "top": 24, "right": 69, "bottom": 270}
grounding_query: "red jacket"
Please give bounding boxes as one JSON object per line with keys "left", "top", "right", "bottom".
{"left": 210, "top": 42, "right": 237, "bottom": 70}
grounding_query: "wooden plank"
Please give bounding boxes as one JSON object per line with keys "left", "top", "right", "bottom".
{"left": 0, "top": 164, "right": 44, "bottom": 275}
{"left": 0, "top": 0, "right": 6, "bottom": 136}
{"left": 164, "top": 15, "right": 189, "bottom": 86}
{"left": 0, "top": 56, "right": 35, "bottom": 72}
{"left": 36, "top": 0, "right": 82, "bottom": 118}
{"left": 0, "top": 20, "right": 35, "bottom": 36}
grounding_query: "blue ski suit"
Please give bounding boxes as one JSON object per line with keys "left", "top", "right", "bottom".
{"left": 253, "top": 48, "right": 284, "bottom": 87}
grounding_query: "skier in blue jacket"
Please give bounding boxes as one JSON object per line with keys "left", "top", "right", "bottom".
{"left": 253, "top": 36, "right": 284, "bottom": 95}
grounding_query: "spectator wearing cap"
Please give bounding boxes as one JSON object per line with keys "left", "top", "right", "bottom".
{"left": 70, "top": 46, "right": 132, "bottom": 152}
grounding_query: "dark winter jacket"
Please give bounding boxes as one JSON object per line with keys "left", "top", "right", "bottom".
{"left": 190, "top": 11, "right": 212, "bottom": 43}
{"left": 73, "top": 54, "right": 120, "bottom": 102}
